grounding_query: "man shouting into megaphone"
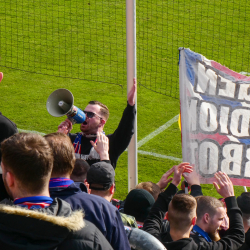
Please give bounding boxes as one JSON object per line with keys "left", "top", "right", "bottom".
{"left": 57, "top": 79, "right": 136, "bottom": 169}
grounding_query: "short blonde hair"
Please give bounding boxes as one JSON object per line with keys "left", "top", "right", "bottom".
{"left": 168, "top": 194, "right": 197, "bottom": 231}
{"left": 135, "top": 181, "right": 161, "bottom": 200}
{"left": 44, "top": 132, "right": 75, "bottom": 176}
{"left": 195, "top": 196, "right": 224, "bottom": 221}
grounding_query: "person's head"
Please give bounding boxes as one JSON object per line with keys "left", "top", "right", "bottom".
{"left": 124, "top": 189, "right": 155, "bottom": 223}
{"left": 166, "top": 194, "right": 197, "bottom": 235}
{"left": 1, "top": 133, "right": 53, "bottom": 199}
{"left": 70, "top": 159, "right": 90, "bottom": 183}
{"left": 80, "top": 101, "right": 109, "bottom": 135}
{"left": 86, "top": 161, "right": 115, "bottom": 201}
{"left": 237, "top": 192, "right": 250, "bottom": 232}
{"left": 135, "top": 181, "right": 161, "bottom": 201}
{"left": 195, "top": 196, "right": 226, "bottom": 241}
{"left": 44, "top": 132, "right": 75, "bottom": 178}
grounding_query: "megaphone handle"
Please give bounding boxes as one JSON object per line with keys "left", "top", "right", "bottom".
{"left": 67, "top": 117, "right": 77, "bottom": 125}
{"left": 184, "top": 180, "right": 188, "bottom": 194}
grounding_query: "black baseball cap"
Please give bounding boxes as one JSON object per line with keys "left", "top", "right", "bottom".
{"left": 87, "top": 161, "right": 115, "bottom": 190}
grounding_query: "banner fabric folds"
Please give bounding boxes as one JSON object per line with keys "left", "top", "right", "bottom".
{"left": 179, "top": 48, "right": 250, "bottom": 186}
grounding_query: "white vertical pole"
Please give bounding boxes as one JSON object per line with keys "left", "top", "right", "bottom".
{"left": 126, "top": 0, "right": 138, "bottom": 192}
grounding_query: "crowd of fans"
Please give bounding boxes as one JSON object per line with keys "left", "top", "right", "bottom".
{"left": 1, "top": 75, "right": 250, "bottom": 250}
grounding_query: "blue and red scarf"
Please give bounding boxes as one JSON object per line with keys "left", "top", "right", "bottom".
{"left": 14, "top": 196, "right": 53, "bottom": 210}
{"left": 73, "top": 133, "right": 83, "bottom": 154}
{"left": 192, "top": 225, "right": 212, "bottom": 242}
{"left": 49, "top": 178, "right": 74, "bottom": 188}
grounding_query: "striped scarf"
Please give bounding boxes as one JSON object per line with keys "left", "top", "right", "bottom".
{"left": 14, "top": 196, "right": 53, "bottom": 209}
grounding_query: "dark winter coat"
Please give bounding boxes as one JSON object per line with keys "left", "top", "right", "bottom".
{"left": 0, "top": 198, "right": 113, "bottom": 250}
{"left": 50, "top": 183, "right": 130, "bottom": 250}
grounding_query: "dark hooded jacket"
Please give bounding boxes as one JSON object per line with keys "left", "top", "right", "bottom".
{"left": 0, "top": 198, "right": 113, "bottom": 250}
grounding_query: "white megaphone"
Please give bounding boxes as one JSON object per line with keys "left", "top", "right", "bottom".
{"left": 46, "top": 89, "right": 86, "bottom": 124}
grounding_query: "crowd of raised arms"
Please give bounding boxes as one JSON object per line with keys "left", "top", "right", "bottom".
{"left": 0, "top": 75, "right": 250, "bottom": 250}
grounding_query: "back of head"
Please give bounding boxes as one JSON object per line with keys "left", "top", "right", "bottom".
{"left": 196, "top": 196, "right": 224, "bottom": 221}
{"left": 87, "top": 161, "right": 115, "bottom": 191}
{"left": 88, "top": 101, "right": 109, "bottom": 121}
{"left": 1, "top": 133, "right": 53, "bottom": 194}
{"left": 70, "top": 159, "right": 90, "bottom": 182}
{"left": 135, "top": 181, "right": 161, "bottom": 201}
{"left": 237, "top": 192, "right": 250, "bottom": 226}
{"left": 44, "top": 132, "right": 75, "bottom": 177}
{"left": 124, "top": 189, "right": 155, "bottom": 222}
{"left": 168, "top": 194, "right": 196, "bottom": 232}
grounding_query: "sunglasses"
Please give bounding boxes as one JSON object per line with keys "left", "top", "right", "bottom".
{"left": 83, "top": 111, "right": 102, "bottom": 120}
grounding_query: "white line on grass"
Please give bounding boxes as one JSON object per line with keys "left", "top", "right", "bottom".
{"left": 138, "top": 150, "right": 182, "bottom": 162}
{"left": 137, "top": 114, "right": 179, "bottom": 148}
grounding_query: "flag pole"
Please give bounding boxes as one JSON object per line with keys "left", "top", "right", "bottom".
{"left": 126, "top": 0, "right": 138, "bottom": 192}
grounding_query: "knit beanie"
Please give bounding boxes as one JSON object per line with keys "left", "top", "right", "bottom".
{"left": 124, "top": 189, "right": 155, "bottom": 222}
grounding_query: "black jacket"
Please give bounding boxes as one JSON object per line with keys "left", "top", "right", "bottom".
{"left": 0, "top": 111, "right": 18, "bottom": 161}
{"left": 238, "top": 242, "right": 250, "bottom": 250}
{"left": 238, "top": 230, "right": 250, "bottom": 250}
{"left": 176, "top": 184, "right": 203, "bottom": 197}
{"left": 143, "top": 183, "right": 245, "bottom": 250}
{"left": 0, "top": 112, "right": 18, "bottom": 201}
{"left": 0, "top": 198, "right": 113, "bottom": 250}
{"left": 69, "top": 103, "right": 136, "bottom": 169}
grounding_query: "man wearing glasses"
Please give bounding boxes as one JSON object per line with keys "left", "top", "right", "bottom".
{"left": 58, "top": 79, "right": 136, "bottom": 169}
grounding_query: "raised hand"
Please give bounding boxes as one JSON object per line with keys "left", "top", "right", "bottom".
{"left": 172, "top": 162, "right": 193, "bottom": 187}
{"left": 183, "top": 167, "right": 200, "bottom": 186}
{"left": 90, "top": 132, "right": 109, "bottom": 160}
{"left": 157, "top": 167, "right": 175, "bottom": 189}
{"left": 57, "top": 119, "right": 73, "bottom": 134}
{"left": 213, "top": 171, "right": 234, "bottom": 198}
